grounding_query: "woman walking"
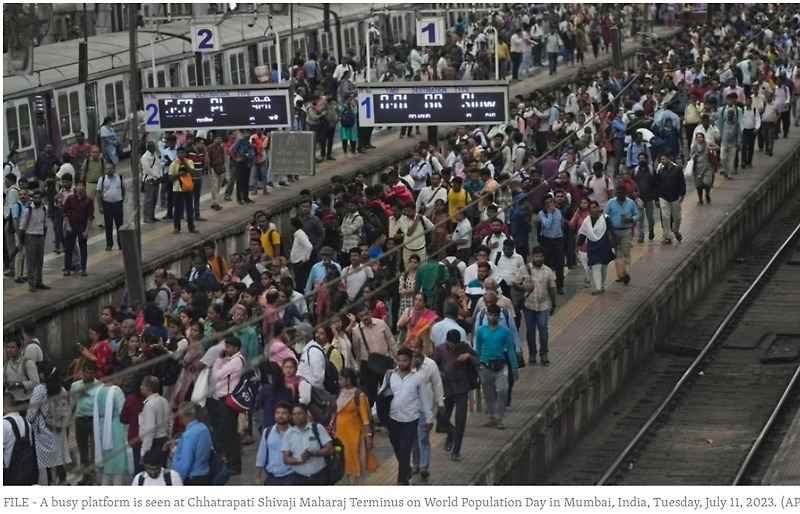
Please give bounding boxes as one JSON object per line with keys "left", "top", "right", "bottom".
{"left": 398, "top": 292, "right": 438, "bottom": 356}
{"left": 689, "top": 133, "right": 715, "bottom": 205}
{"left": 334, "top": 368, "right": 377, "bottom": 485}
{"left": 577, "top": 200, "right": 616, "bottom": 294}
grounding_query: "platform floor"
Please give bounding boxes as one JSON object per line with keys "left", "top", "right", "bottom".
{"left": 1, "top": 30, "right": 668, "bottom": 326}
{"left": 762, "top": 387, "right": 800, "bottom": 485}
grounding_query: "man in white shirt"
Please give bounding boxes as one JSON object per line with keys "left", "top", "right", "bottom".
{"left": 333, "top": 57, "right": 354, "bottom": 82}
{"left": 297, "top": 339, "right": 326, "bottom": 390}
{"left": 140, "top": 141, "right": 162, "bottom": 223}
{"left": 408, "top": 150, "right": 431, "bottom": 196}
{"left": 289, "top": 217, "right": 313, "bottom": 292}
{"left": 482, "top": 218, "right": 508, "bottom": 263}
{"left": 342, "top": 248, "right": 373, "bottom": 301}
{"left": 139, "top": 376, "right": 172, "bottom": 464}
{"left": 132, "top": 449, "right": 184, "bottom": 486}
{"left": 415, "top": 172, "right": 448, "bottom": 218}
{"left": 495, "top": 240, "right": 526, "bottom": 299}
{"left": 408, "top": 337, "right": 444, "bottom": 480}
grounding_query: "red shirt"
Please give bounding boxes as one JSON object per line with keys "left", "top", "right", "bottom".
{"left": 119, "top": 393, "right": 145, "bottom": 449}
{"left": 63, "top": 193, "right": 95, "bottom": 224}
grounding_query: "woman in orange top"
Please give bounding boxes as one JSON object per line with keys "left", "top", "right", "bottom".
{"left": 334, "top": 368, "right": 377, "bottom": 485}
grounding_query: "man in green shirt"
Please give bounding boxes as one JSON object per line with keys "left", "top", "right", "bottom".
{"left": 68, "top": 360, "right": 101, "bottom": 485}
{"left": 414, "top": 258, "right": 449, "bottom": 309}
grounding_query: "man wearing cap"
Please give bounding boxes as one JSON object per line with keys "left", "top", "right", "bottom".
{"left": 603, "top": 185, "right": 639, "bottom": 285}
{"left": 304, "top": 246, "right": 341, "bottom": 294}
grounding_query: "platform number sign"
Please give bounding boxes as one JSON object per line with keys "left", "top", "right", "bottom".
{"left": 416, "top": 17, "right": 445, "bottom": 46}
{"left": 192, "top": 25, "right": 220, "bottom": 52}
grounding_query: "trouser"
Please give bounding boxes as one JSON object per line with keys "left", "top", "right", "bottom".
{"left": 51, "top": 211, "right": 64, "bottom": 250}
{"left": 578, "top": 250, "right": 591, "bottom": 284}
{"left": 224, "top": 170, "right": 236, "bottom": 198}
{"left": 342, "top": 139, "right": 358, "bottom": 154}
{"left": 504, "top": 352, "right": 515, "bottom": 406}
{"left": 173, "top": 191, "right": 195, "bottom": 232}
{"left": 547, "top": 52, "right": 558, "bottom": 73}
{"left": 206, "top": 398, "right": 241, "bottom": 472}
{"left": 591, "top": 39, "right": 600, "bottom": 58}
{"left": 563, "top": 225, "right": 576, "bottom": 267}
{"left": 400, "top": 126, "right": 417, "bottom": 137}
{"left": 636, "top": 199, "right": 655, "bottom": 239}
{"left": 411, "top": 414, "right": 431, "bottom": 470}
{"left": 250, "top": 162, "right": 268, "bottom": 190}
{"left": 25, "top": 234, "right": 44, "bottom": 287}
{"left": 210, "top": 172, "right": 224, "bottom": 205}
{"left": 14, "top": 231, "right": 25, "bottom": 278}
{"left": 74, "top": 416, "right": 95, "bottom": 481}
{"left": 612, "top": 138, "right": 625, "bottom": 177}
{"left": 149, "top": 436, "right": 169, "bottom": 466}
{"left": 2, "top": 222, "right": 8, "bottom": 269}
{"left": 321, "top": 126, "right": 336, "bottom": 158}
{"left": 564, "top": 46, "right": 575, "bottom": 65}
{"left": 510, "top": 222, "right": 531, "bottom": 262}
{"left": 720, "top": 144, "right": 737, "bottom": 173}
{"left": 520, "top": 51, "right": 532, "bottom": 78}
{"left": 86, "top": 182, "right": 103, "bottom": 220}
{"left": 684, "top": 123, "right": 697, "bottom": 150}
{"left": 192, "top": 178, "right": 203, "bottom": 217}
{"left": 534, "top": 131, "right": 549, "bottom": 157}
{"left": 762, "top": 122, "right": 776, "bottom": 153}
{"left": 478, "top": 364, "right": 509, "bottom": 421}
{"left": 293, "top": 469, "right": 327, "bottom": 485}
{"left": 263, "top": 472, "right": 296, "bottom": 485}
{"left": 442, "top": 392, "right": 468, "bottom": 455}
{"left": 358, "top": 126, "right": 370, "bottom": 151}
{"left": 64, "top": 221, "right": 88, "bottom": 272}
{"left": 576, "top": 47, "right": 584, "bottom": 64}
{"left": 387, "top": 418, "right": 418, "bottom": 484}
{"left": 314, "top": 125, "right": 326, "bottom": 158}
{"left": 160, "top": 181, "right": 174, "bottom": 216}
{"left": 235, "top": 161, "right": 250, "bottom": 202}
{"left": 131, "top": 446, "right": 144, "bottom": 475}
{"left": 742, "top": 129, "right": 756, "bottom": 166}
{"left": 510, "top": 52, "right": 522, "bottom": 80}
{"left": 538, "top": 236, "right": 564, "bottom": 289}
{"left": 757, "top": 123, "right": 765, "bottom": 150}
{"left": 532, "top": 41, "right": 543, "bottom": 66}
{"left": 143, "top": 180, "right": 159, "bottom": 220}
{"left": 388, "top": 288, "right": 401, "bottom": 333}
{"left": 522, "top": 307, "right": 550, "bottom": 356}
{"left": 659, "top": 198, "right": 682, "bottom": 242}
{"left": 292, "top": 260, "right": 312, "bottom": 296}
{"left": 590, "top": 263, "right": 608, "bottom": 291}
{"left": 792, "top": 96, "right": 800, "bottom": 125}
{"left": 780, "top": 110, "right": 791, "bottom": 137}
{"left": 102, "top": 200, "right": 123, "bottom": 249}
{"left": 359, "top": 362, "right": 382, "bottom": 409}
{"left": 185, "top": 475, "right": 212, "bottom": 485}
{"left": 614, "top": 228, "right": 633, "bottom": 274}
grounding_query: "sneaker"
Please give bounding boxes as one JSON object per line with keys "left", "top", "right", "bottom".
{"left": 484, "top": 418, "right": 498, "bottom": 427}
{"left": 662, "top": 238, "right": 672, "bottom": 245}
{"left": 496, "top": 420, "right": 506, "bottom": 430}
{"left": 420, "top": 468, "right": 430, "bottom": 480}
{"left": 540, "top": 354, "right": 550, "bottom": 366}
{"left": 675, "top": 232, "right": 683, "bottom": 242}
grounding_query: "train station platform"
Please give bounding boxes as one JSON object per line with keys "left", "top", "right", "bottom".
{"left": 762, "top": 392, "right": 800, "bottom": 485}
{"left": 2, "top": 29, "right": 665, "bottom": 334}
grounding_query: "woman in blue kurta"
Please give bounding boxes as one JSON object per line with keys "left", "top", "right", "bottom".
{"left": 93, "top": 374, "right": 131, "bottom": 485}
{"left": 577, "top": 200, "right": 616, "bottom": 295}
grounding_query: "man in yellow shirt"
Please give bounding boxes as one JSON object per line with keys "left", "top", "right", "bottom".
{"left": 255, "top": 211, "right": 281, "bottom": 259}
{"left": 448, "top": 177, "right": 472, "bottom": 223}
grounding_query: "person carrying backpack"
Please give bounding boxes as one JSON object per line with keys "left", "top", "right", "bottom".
{"left": 281, "top": 403, "right": 334, "bottom": 485}
{"left": 132, "top": 449, "right": 183, "bottom": 486}
{"left": 339, "top": 97, "right": 359, "bottom": 155}
{"left": 3, "top": 393, "right": 39, "bottom": 485}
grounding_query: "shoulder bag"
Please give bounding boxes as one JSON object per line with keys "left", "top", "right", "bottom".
{"left": 358, "top": 323, "right": 394, "bottom": 377}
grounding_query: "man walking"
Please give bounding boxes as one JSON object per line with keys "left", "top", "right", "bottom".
{"left": 538, "top": 195, "right": 565, "bottom": 295}
{"left": 380, "top": 346, "right": 433, "bottom": 486}
{"left": 281, "top": 403, "right": 333, "bottom": 485}
{"left": 515, "top": 246, "right": 557, "bottom": 365}
{"left": 18, "top": 189, "right": 49, "bottom": 291}
{"left": 408, "top": 337, "right": 444, "bottom": 481}
{"left": 603, "top": 185, "right": 639, "bottom": 284}
{"left": 230, "top": 130, "right": 255, "bottom": 205}
{"left": 98, "top": 163, "right": 124, "bottom": 251}
{"left": 254, "top": 402, "right": 295, "bottom": 485}
{"left": 474, "top": 304, "right": 518, "bottom": 429}
{"left": 62, "top": 182, "right": 93, "bottom": 276}
{"left": 655, "top": 151, "right": 686, "bottom": 245}
{"left": 207, "top": 135, "right": 226, "bottom": 210}
{"left": 545, "top": 28, "right": 563, "bottom": 75}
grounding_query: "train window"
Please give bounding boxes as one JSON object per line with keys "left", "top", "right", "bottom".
{"left": 187, "top": 63, "right": 197, "bottom": 86}
{"left": 203, "top": 60, "right": 212, "bottom": 85}
{"left": 69, "top": 91, "right": 81, "bottom": 133}
{"left": 58, "top": 93, "right": 71, "bottom": 136}
{"left": 344, "top": 29, "right": 352, "bottom": 54}
{"left": 18, "top": 104, "right": 31, "bottom": 148}
{"left": 105, "top": 83, "right": 115, "bottom": 121}
{"left": 214, "top": 54, "right": 224, "bottom": 84}
{"left": 169, "top": 63, "right": 180, "bottom": 87}
{"left": 157, "top": 71, "right": 166, "bottom": 88}
{"left": 6, "top": 107, "right": 19, "bottom": 150}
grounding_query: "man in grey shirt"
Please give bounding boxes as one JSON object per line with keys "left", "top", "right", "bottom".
{"left": 139, "top": 376, "right": 172, "bottom": 466}
{"left": 19, "top": 189, "right": 49, "bottom": 291}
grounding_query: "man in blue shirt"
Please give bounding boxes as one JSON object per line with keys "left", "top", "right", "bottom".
{"left": 170, "top": 401, "right": 212, "bottom": 485}
{"left": 254, "top": 402, "right": 296, "bottom": 485}
{"left": 474, "top": 304, "right": 518, "bottom": 430}
{"left": 538, "top": 195, "right": 565, "bottom": 293}
{"left": 281, "top": 403, "right": 333, "bottom": 485}
{"left": 611, "top": 108, "right": 628, "bottom": 177}
{"left": 626, "top": 131, "right": 653, "bottom": 169}
{"left": 304, "top": 246, "right": 342, "bottom": 294}
{"left": 603, "top": 185, "right": 640, "bottom": 285}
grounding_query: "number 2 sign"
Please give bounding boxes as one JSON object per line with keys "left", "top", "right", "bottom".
{"left": 416, "top": 17, "right": 445, "bottom": 47}
{"left": 192, "top": 25, "right": 220, "bottom": 52}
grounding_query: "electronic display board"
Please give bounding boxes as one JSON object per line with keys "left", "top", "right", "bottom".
{"left": 142, "top": 87, "right": 291, "bottom": 131}
{"left": 357, "top": 82, "right": 509, "bottom": 127}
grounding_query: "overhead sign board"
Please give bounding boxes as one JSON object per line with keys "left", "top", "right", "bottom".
{"left": 191, "top": 25, "right": 220, "bottom": 52}
{"left": 142, "top": 86, "right": 291, "bottom": 131}
{"left": 416, "top": 16, "right": 445, "bottom": 46}
{"left": 357, "top": 81, "right": 509, "bottom": 127}
{"left": 269, "top": 132, "right": 316, "bottom": 176}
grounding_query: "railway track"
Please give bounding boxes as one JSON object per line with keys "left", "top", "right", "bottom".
{"left": 545, "top": 193, "right": 800, "bottom": 486}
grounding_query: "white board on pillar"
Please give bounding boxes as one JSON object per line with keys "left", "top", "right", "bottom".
{"left": 192, "top": 25, "right": 220, "bottom": 52}
{"left": 416, "top": 17, "right": 445, "bottom": 46}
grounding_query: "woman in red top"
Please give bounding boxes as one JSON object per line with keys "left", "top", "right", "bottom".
{"left": 569, "top": 197, "right": 592, "bottom": 288}
{"left": 78, "top": 320, "right": 113, "bottom": 378}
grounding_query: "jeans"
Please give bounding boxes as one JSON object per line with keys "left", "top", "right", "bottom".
{"left": 250, "top": 161, "right": 268, "bottom": 190}
{"left": 741, "top": 128, "right": 756, "bottom": 165}
{"left": 636, "top": 199, "right": 655, "bottom": 239}
{"left": 762, "top": 122, "right": 776, "bottom": 153}
{"left": 64, "top": 221, "right": 88, "bottom": 272}
{"left": 547, "top": 52, "right": 558, "bottom": 74}
{"left": 51, "top": 211, "right": 64, "bottom": 250}
{"left": 478, "top": 364, "right": 509, "bottom": 421}
{"left": 159, "top": 179, "right": 174, "bottom": 216}
{"left": 101, "top": 200, "right": 123, "bottom": 249}
{"left": 142, "top": 180, "right": 159, "bottom": 220}
{"left": 510, "top": 51, "right": 522, "bottom": 80}
{"left": 411, "top": 414, "right": 431, "bottom": 470}
{"left": 173, "top": 191, "right": 195, "bottom": 232}
{"left": 25, "top": 234, "right": 44, "bottom": 287}
{"left": 387, "top": 418, "right": 418, "bottom": 484}
{"left": 442, "top": 392, "right": 468, "bottom": 455}
{"left": 522, "top": 307, "right": 550, "bottom": 356}
{"left": 538, "top": 236, "right": 564, "bottom": 289}
{"left": 659, "top": 198, "right": 682, "bottom": 242}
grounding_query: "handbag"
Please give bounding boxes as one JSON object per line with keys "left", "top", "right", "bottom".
{"left": 359, "top": 323, "right": 394, "bottom": 376}
{"left": 614, "top": 254, "right": 627, "bottom": 278}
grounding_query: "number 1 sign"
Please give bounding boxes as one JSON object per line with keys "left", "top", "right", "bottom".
{"left": 416, "top": 17, "right": 445, "bottom": 46}
{"left": 192, "top": 25, "right": 220, "bottom": 52}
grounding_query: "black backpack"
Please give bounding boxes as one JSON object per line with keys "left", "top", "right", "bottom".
{"left": 137, "top": 469, "right": 173, "bottom": 485}
{"left": 310, "top": 422, "right": 345, "bottom": 485}
{"left": 309, "top": 345, "right": 341, "bottom": 396}
{"left": 3, "top": 416, "right": 38, "bottom": 485}
{"left": 339, "top": 108, "right": 356, "bottom": 128}
{"left": 441, "top": 257, "right": 464, "bottom": 283}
